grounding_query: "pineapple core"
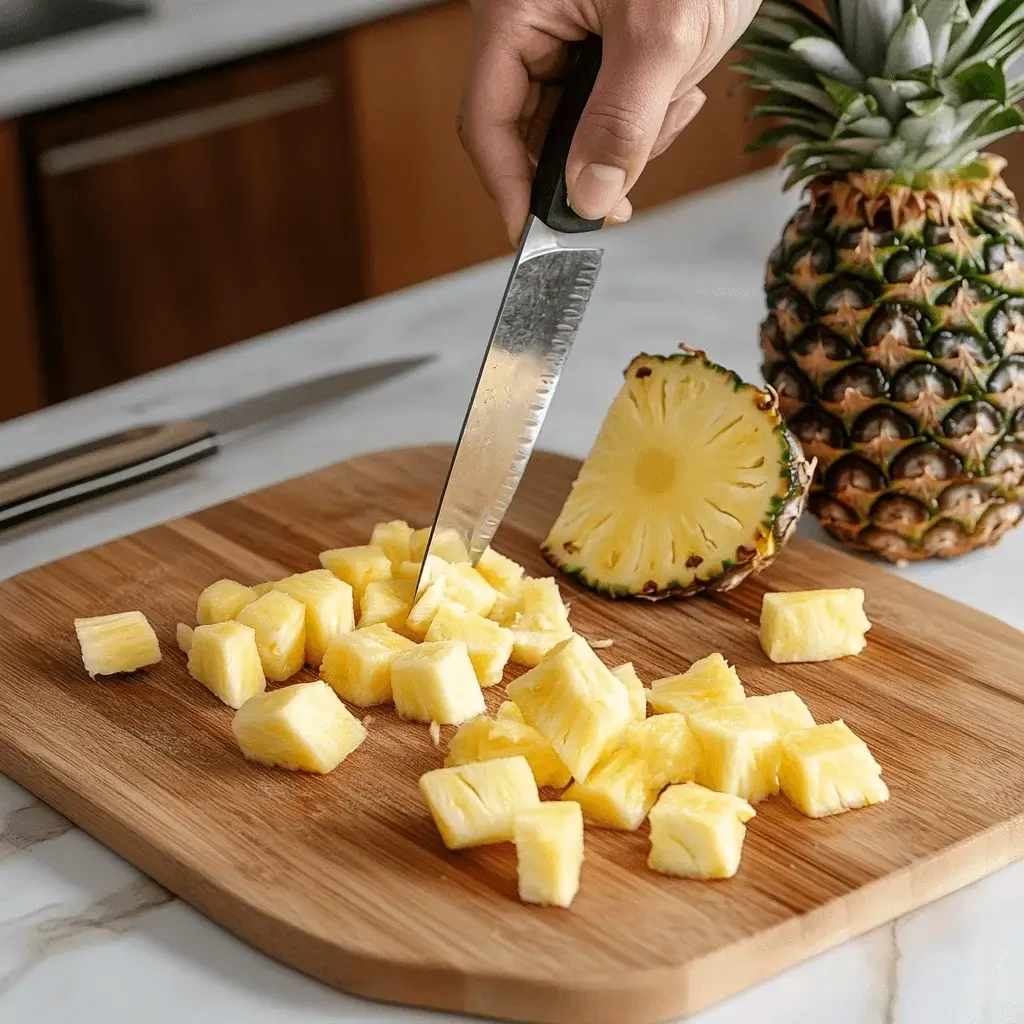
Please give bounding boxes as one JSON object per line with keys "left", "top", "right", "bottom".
{"left": 647, "top": 653, "right": 746, "bottom": 715}
{"left": 75, "top": 611, "right": 161, "bottom": 678}
{"left": 623, "top": 713, "right": 700, "bottom": 789}
{"left": 196, "top": 579, "right": 257, "bottom": 626}
{"left": 760, "top": 589, "right": 871, "bottom": 664}
{"left": 746, "top": 691, "right": 815, "bottom": 735}
{"left": 419, "top": 755, "right": 540, "bottom": 849}
{"left": 320, "top": 545, "right": 392, "bottom": 604}
{"left": 370, "top": 519, "right": 414, "bottom": 563}
{"left": 425, "top": 600, "right": 514, "bottom": 687}
{"left": 611, "top": 662, "right": 648, "bottom": 722}
{"left": 648, "top": 782, "right": 756, "bottom": 880}
{"left": 321, "top": 622, "right": 416, "bottom": 706}
{"left": 188, "top": 621, "right": 266, "bottom": 709}
{"left": 688, "top": 705, "right": 781, "bottom": 804}
{"left": 391, "top": 640, "right": 486, "bottom": 725}
{"left": 779, "top": 720, "right": 889, "bottom": 818}
{"left": 359, "top": 579, "right": 415, "bottom": 633}
{"left": 513, "top": 801, "right": 584, "bottom": 908}
{"left": 562, "top": 747, "right": 658, "bottom": 831}
{"left": 235, "top": 591, "right": 306, "bottom": 682}
{"left": 445, "top": 714, "right": 571, "bottom": 789}
{"left": 273, "top": 569, "right": 355, "bottom": 668}
{"left": 232, "top": 679, "right": 366, "bottom": 774}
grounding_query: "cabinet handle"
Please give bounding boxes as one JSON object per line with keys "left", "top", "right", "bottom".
{"left": 40, "top": 77, "right": 334, "bottom": 176}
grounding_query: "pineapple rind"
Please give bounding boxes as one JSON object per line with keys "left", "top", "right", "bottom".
{"left": 562, "top": 747, "right": 658, "bottom": 831}
{"left": 688, "top": 705, "right": 781, "bottom": 804}
{"left": 196, "top": 579, "right": 257, "bottom": 626}
{"left": 647, "top": 653, "right": 746, "bottom": 716}
{"left": 272, "top": 570, "right": 355, "bottom": 668}
{"left": 425, "top": 600, "right": 513, "bottom": 688}
{"left": 760, "top": 589, "right": 871, "bottom": 664}
{"left": 320, "top": 622, "right": 416, "bottom": 706}
{"left": 75, "top": 611, "right": 162, "bottom": 678}
{"left": 187, "top": 621, "right": 266, "bottom": 709}
{"left": 235, "top": 591, "right": 306, "bottom": 683}
{"left": 391, "top": 640, "right": 486, "bottom": 725}
{"left": 513, "top": 801, "right": 584, "bottom": 908}
{"left": 445, "top": 714, "right": 571, "bottom": 789}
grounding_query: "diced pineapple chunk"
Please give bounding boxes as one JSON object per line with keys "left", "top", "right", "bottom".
{"left": 251, "top": 582, "right": 278, "bottom": 598}
{"left": 419, "top": 755, "right": 540, "bottom": 849}
{"left": 404, "top": 576, "right": 448, "bottom": 640}
{"left": 647, "top": 653, "right": 745, "bottom": 715}
{"left": 779, "top": 720, "right": 889, "bottom": 818}
{"left": 760, "top": 589, "right": 871, "bottom": 664}
{"left": 440, "top": 563, "right": 498, "bottom": 617}
{"left": 393, "top": 554, "right": 449, "bottom": 587}
{"left": 425, "top": 601, "right": 513, "bottom": 687}
{"left": 359, "top": 578, "right": 415, "bottom": 633}
{"left": 235, "top": 591, "right": 306, "bottom": 683}
{"left": 514, "top": 801, "right": 584, "bottom": 908}
{"left": 562, "top": 747, "right": 657, "bottom": 830}
{"left": 507, "top": 634, "right": 632, "bottom": 783}
{"left": 516, "top": 577, "right": 570, "bottom": 630}
{"left": 688, "top": 705, "right": 781, "bottom": 804}
{"left": 320, "top": 622, "right": 416, "bottom": 706}
{"left": 746, "top": 691, "right": 815, "bottom": 735}
{"left": 320, "top": 545, "right": 393, "bottom": 604}
{"left": 188, "top": 621, "right": 266, "bottom": 709}
{"left": 612, "top": 662, "right": 647, "bottom": 722}
{"left": 231, "top": 680, "right": 366, "bottom": 773}
{"left": 196, "top": 579, "right": 258, "bottom": 626}
{"left": 391, "top": 641, "right": 486, "bottom": 725}
{"left": 489, "top": 586, "right": 524, "bottom": 627}
{"left": 623, "top": 713, "right": 699, "bottom": 790}
{"left": 445, "top": 714, "right": 571, "bottom": 789}
{"left": 510, "top": 627, "right": 573, "bottom": 668}
{"left": 647, "top": 783, "right": 755, "bottom": 880}
{"left": 497, "top": 700, "right": 524, "bottom": 722}
{"left": 176, "top": 622, "right": 194, "bottom": 654}
{"left": 272, "top": 570, "right": 355, "bottom": 668}
{"left": 370, "top": 519, "right": 414, "bottom": 563}
{"left": 411, "top": 526, "right": 470, "bottom": 564}
{"left": 74, "top": 611, "right": 162, "bottom": 678}
{"left": 475, "top": 548, "right": 525, "bottom": 595}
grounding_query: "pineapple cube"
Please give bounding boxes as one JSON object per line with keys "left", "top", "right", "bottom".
{"left": 251, "top": 581, "right": 278, "bottom": 598}
{"left": 516, "top": 577, "right": 570, "bottom": 630}
{"left": 562, "top": 747, "right": 657, "bottom": 830}
{"left": 74, "top": 611, "right": 162, "bottom": 678}
{"left": 320, "top": 545, "right": 393, "bottom": 604}
{"left": 746, "top": 691, "right": 815, "bottom": 735}
{"left": 235, "top": 591, "right": 306, "bottom": 682}
{"left": 440, "top": 563, "right": 498, "bottom": 617}
{"left": 475, "top": 547, "right": 525, "bottom": 595}
{"left": 273, "top": 570, "right": 355, "bottom": 667}
{"left": 648, "top": 783, "right": 756, "bottom": 880}
{"left": 779, "top": 720, "right": 889, "bottom": 818}
{"left": 623, "top": 713, "right": 700, "bottom": 790}
{"left": 445, "top": 714, "right": 571, "bottom": 789}
{"left": 393, "top": 554, "right": 449, "bottom": 587}
{"left": 196, "top": 579, "right": 258, "bottom": 626}
{"left": 508, "top": 634, "right": 632, "bottom": 783}
{"left": 176, "top": 622, "right": 194, "bottom": 654}
{"left": 188, "top": 621, "right": 266, "bottom": 709}
{"left": 612, "top": 662, "right": 647, "bottom": 722}
{"left": 232, "top": 680, "right": 366, "bottom": 773}
{"left": 760, "top": 589, "right": 871, "bottom": 664}
{"left": 497, "top": 700, "right": 524, "bottom": 722}
{"left": 489, "top": 586, "right": 524, "bottom": 627}
{"left": 391, "top": 641, "right": 486, "bottom": 725}
{"left": 688, "top": 705, "right": 781, "bottom": 804}
{"left": 510, "top": 627, "right": 573, "bottom": 668}
{"left": 411, "top": 526, "right": 470, "bottom": 564}
{"left": 359, "top": 578, "right": 415, "bottom": 632}
{"left": 513, "top": 801, "right": 584, "bottom": 908}
{"left": 419, "top": 755, "right": 540, "bottom": 849}
{"left": 647, "top": 653, "right": 745, "bottom": 715}
{"left": 425, "top": 601, "right": 513, "bottom": 687}
{"left": 321, "top": 622, "right": 416, "bottom": 706}
{"left": 404, "top": 576, "right": 448, "bottom": 640}
{"left": 370, "top": 519, "right": 414, "bottom": 563}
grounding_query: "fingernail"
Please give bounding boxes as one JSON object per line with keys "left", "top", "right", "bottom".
{"left": 571, "top": 163, "right": 627, "bottom": 220}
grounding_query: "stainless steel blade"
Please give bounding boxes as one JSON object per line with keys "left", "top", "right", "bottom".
{"left": 416, "top": 217, "right": 602, "bottom": 592}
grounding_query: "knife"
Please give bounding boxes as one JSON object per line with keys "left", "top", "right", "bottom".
{"left": 0, "top": 354, "right": 432, "bottom": 531}
{"left": 416, "top": 34, "right": 605, "bottom": 592}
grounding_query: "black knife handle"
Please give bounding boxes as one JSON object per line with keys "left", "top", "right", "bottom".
{"left": 530, "top": 33, "right": 604, "bottom": 234}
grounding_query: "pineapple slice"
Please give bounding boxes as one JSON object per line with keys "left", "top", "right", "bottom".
{"left": 232, "top": 680, "right": 366, "bottom": 773}
{"left": 425, "top": 601, "right": 513, "bottom": 687}
{"left": 391, "top": 640, "right": 486, "bottom": 725}
{"left": 176, "top": 622, "right": 194, "bottom": 654}
{"left": 513, "top": 801, "right": 584, "bottom": 908}
{"left": 273, "top": 570, "right": 355, "bottom": 668}
{"left": 440, "top": 563, "right": 498, "bottom": 617}
{"left": 688, "top": 705, "right": 781, "bottom": 804}
{"left": 404, "top": 576, "right": 448, "bottom": 640}
{"left": 647, "top": 653, "right": 745, "bottom": 715}
{"left": 445, "top": 714, "right": 571, "bottom": 789}
{"left": 321, "top": 622, "right": 416, "bottom": 706}
{"left": 611, "top": 662, "right": 647, "bottom": 722}
{"left": 779, "top": 720, "right": 889, "bottom": 818}
{"left": 419, "top": 755, "right": 540, "bottom": 849}
{"left": 188, "top": 621, "right": 266, "bottom": 709}
{"left": 393, "top": 554, "right": 449, "bottom": 587}
{"left": 760, "top": 589, "right": 871, "bottom": 664}
{"left": 647, "top": 782, "right": 756, "bottom": 880}
{"left": 235, "top": 591, "right": 306, "bottom": 683}
{"left": 359, "top": 579, "right": 415, "bottom": 632}
{"left": 320, "top": 545, "right": 393, "bottom": 604}
{"left": 196, "top": 579, "right": 258, "bottom": 626}
{"left": 746, "top": 691, "right": 815, "bottom": 735}
{"left": 562, "top": 747, "right": 657, "bottom": 830}
{"left": 623, "top": 713, "right": 699, "bottom": 790}
{"left": 411, "top": 526, "right": 470, "bottom": 564}
{"left": 370, "top": 519, "right": 414, "bottom": 563}
{"left": 475, "top": 548, "right": 525, "bottom": 595}
{"left": 507, "top": 634, "right": 632, "bottom": 783}
{"left": 74, "top": 611, "right": 162, "bottom": 678}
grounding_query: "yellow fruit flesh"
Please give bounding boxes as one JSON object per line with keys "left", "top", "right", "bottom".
{"left": 235, "top": 591, "right": 306, "bottom": 683}
{"left": 425, "top": 601, "right": 513, "bottom": 687}
{"left": 760, "top": 589, "right": 871, "bottom": 664}
{"left": 196, "top": 579, "right": 257, "bottom": 626}
{"left": 320, "top": 545, "right": 393, "bottom": 604}
{"left": 746, "top": 691, "right": 815, "bottom": 734}
{"left": 411, "top": 526, "right": 470, "bottom": 564}
{"left": 176, "top": 622, "right": 194, "bottom": 654}
{"left": 404, "top": 577, "right": 448, "bottom": 640}
{"left": 273, "top": 570, "right": 355, "bottom": 667}
{"left": 74, "top": 611, "right": 162, "bottom": 678}
{"left": 394, "top": 554, "right": 449, "bottom": 586}
{"left": 445, "top": 714, "right": 571, "bottom": 789}
{"left": 359, "top": 579, "right": 415, "bottom": 633}
{"left": 475, "top": 548, "right": 525, "bottom": 595}
{"left": 513, "top": 801, "right": 584, "bottom": 908}
{"left": 623, "top": 713, "right": 699, "bottom": 790}
{"left": 562, "top": 747, "right": 657, "bottom": 831}
{"left": 647, "top": 653, "right": 746, "bottom": 715}
{"left": 611, "top": 662, "right": 648, "bottom": 722}
{"left": 187, "top": 621, "right": 266, "bottom": 709}
{"left": 320, "top": 623, "right": 416, "bottom": 706}
{"left": 689, "top": 705, "right": 781, "bottom": 804}
{"left": 440, "top": 564, "right": 498, "bottom": 617}
{"left": 370, "top": 519, "right": 414, "bottom": 563}
{"left": 391, "top": 640, "right": 486, "bottom": 725}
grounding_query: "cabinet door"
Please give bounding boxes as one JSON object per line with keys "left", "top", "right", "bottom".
{"left": 24, "top": 35, "right": 363, "bottom": 401}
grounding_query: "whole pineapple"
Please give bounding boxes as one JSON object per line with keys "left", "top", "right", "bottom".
{"left": 737, "top": 0, "right": 1024, "bottom": 562}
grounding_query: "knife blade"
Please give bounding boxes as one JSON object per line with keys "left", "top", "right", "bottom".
{"left": 0, "top": 353, "right": 432, "bottom": 531}
{"left": 416, "top": 34, "right": 605, "bottom": 593}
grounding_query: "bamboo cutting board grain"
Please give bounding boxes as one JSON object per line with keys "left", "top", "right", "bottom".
{"left": 0, "top": 445, "right": 1022, "bottom": 1024}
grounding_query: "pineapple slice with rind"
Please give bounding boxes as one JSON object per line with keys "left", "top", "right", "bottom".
{"left": 445, "top": 714, "right": 571, "bottom": 789}
{"left": 623, "top": 713, "right": 699, "bottom": 790}
{"left": 394, "top": 554, "right": 448, "bottom": 587}
{"left": 647, "top": 653, "right": 745, "bottom": 715}
{"left": 359, "top": 579, "right": 415, "bottom": 633}
{"left": 176, "top": 622, "right": 194, "bottom": 654}
{"left": 75, "top": 611, "right": 162, "bottom": 678}
{"left": 611, "top": 662, "right": 647, "bottom": 722}
{"left": 232, "top": 680, "right": 366, "bottom": 774}
{"left": 746, "top": 691, "right": 815, "bottom": 735}
{"left": 188, "top": 621, "right": 266, "bottom": 709}
{"left": 272, "top": 570, "right": 354, "bottom": 668}
{"left": 235, "top": 591, "right": 306, "bottom": 683}
{"left": 320, "top": 545, "right": 393, "bottom": 604}
{"left": 321, "top": 622, "right": 416, "bottom": 706}
{"left": 475, "top": 548, "right": 525, "bottom": 595}
{"left": 779, "top": 720, "right": 889, "bottom": 818}
{"left": 391, "top": 640, "right": 486, "bottom": 725}
{"left": 404, "top": 576, "right": 448, "bottom": 641}
{"left": 411, "top": 526, "right": 470, "bottom": 564}
{"left": 507, "top": 634, "right": 632, "bottom": 783}
{"left": 760, "top": 589, "right": 871, "bottom": 664}
{"left": 370, "top": 519, "right": 414, "bottom": 563}
{"left": 196, "top": 579, "right": 258, "bottom": 626}
{"left": 648, "top": 782, "right": 755, "bottom": 880}
{"left": 425, "top": 601, "right": 513, "bottom": 687}
{"left": 514, "top": 801, "right": 584, "bottom": 908}
{"left": 689, "top": 704, "right": 781, "bottom": 804}
{"left": 419, "top": 755, "right": 540, "bottom": 849}
{"left": 562, "top": 747, "right": 657, "bottom": 831}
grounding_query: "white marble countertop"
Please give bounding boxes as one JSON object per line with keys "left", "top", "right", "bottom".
{"left": 1, "top": 169, "right": 1023, "bottom": 1022}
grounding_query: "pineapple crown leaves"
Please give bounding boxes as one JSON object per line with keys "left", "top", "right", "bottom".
{"left": 735, "top": 0, "right": 1024, "bottom": 186}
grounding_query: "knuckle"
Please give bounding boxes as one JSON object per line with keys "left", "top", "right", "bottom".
{"left": 582, "top": 103, "right": 647, "bottom": 156}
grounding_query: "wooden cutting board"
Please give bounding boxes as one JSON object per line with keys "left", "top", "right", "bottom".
{"left": 0, "top": 445, "right": 1022, "bottom": 1024}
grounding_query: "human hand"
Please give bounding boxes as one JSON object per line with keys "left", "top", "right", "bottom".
{"left": 458, "top": 0, "right": 761, "bottom": 243}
